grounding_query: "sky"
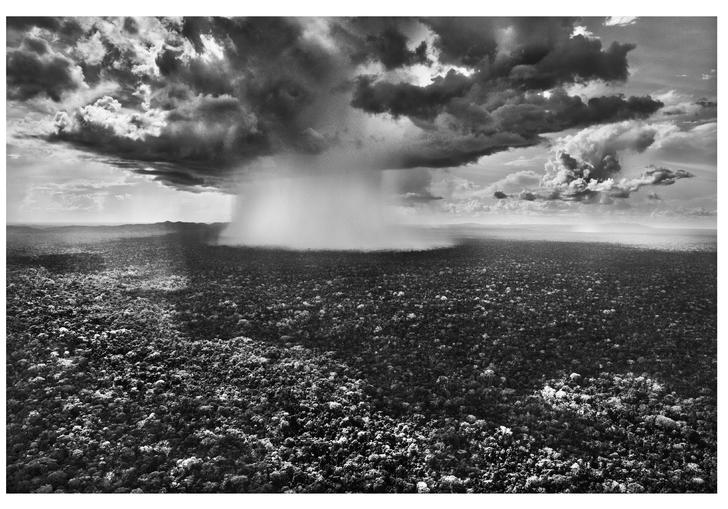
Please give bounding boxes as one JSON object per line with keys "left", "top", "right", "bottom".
{"left": 5, "top": 16, "right": 717, "bottom": 225}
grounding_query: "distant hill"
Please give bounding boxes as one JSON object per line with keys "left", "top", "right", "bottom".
{"left": 7, "top": 221, "right": 227, "bottom": 233}
{"left": 6, "top": 222, "right": 229, "bottom": 246}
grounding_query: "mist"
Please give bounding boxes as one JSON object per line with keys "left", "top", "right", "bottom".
{"left": 218, "top": 169, "right": 453, "bottom": 251}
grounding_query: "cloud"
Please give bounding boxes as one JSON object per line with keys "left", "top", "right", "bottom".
{"left": 649, "top": 121, "right": 716, "bottom": 163}
{"left": 603, "top": 17, "right": 638, "bottom": 27}
{"left": 7, "top": 17, "right": 666, "bottom": 192}
{"left": 10, "top": 17, "right": 356, "bottom": 184}
{"left": 628, "top": 166, "right": 693, "bottom": 186}
{"left": 653, "top": 90, "right": 717, "bottom": 122}
{"left": 57, "top": 95, "right": 167, "bottom": 141}
{"left": 422, "top": 168, "right": 543, "bottom": 212}
{"left": 570, "top": 26, "right": 596, "bottom": 40}
{"left": 351, "top": 26, "right": 644, "bottom": 121}
{"left": 351, "top": 82, "right": 662, "bottom": 168}
{"left": 7, "top": 35, "right": 87, "bottom": 101}
{"left": 51, "top": 92, "right": 264, "bottom": 187}
{"left": 74, "top": 31, "right": 106, "bottom": 66}
{"left": 402, "top": 191, "right": 443, "bottom": 203}
{"left": 701, "top": 68, "right": 716, "bottom": 80}
{"left": 339, "top": 19, "right": 430, "bottom": 70}
{"left": 535, "top": 121, "right": 696, "bottom": 201}
{"left": 494, "top": 169, "right": 542, "bottom": 189}
{"left": 19, "top": 179, "right": 134, "bottom": 213}
{"left": 431, "top": 120, "right": 704, "bottom": 210}
{"left": 421, "top": 17, "right": 507, "bottom": 67}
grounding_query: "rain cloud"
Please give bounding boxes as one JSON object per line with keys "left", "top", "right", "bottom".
{"left": 7, "top": 17, "right": 667, "bottom": 190}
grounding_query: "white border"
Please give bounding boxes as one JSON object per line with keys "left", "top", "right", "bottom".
{"left": 0, "top": 0, "right": 725, "bottom": 16}
{"left": 2, "top": 3, "right": 724, "bottom": 508}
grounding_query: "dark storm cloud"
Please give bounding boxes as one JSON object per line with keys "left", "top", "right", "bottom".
{"left": 349, "top": 16, "right": 662, "bottom": 169}
{"left": 418, "top": 18, "right": 633, "bottom": 88}
{"left": 6, "top": 17, "right": 84, "bottom": 46}
{"left": 517, "top": 38, "right": 635, "bottom": 89}
{"left": 135, "top": 168, "right": 207, "bottom": 188}
{"left": 355, "top": 26, "right": 428, "bottom": 70}
{"left": 7, "top": 17, "right": 63, "bottom": 32}
{"left": 331, "top": 18, "right": 429, "bottom": 70}
{"left": 368, "top": 30, "right": 428, "bottom": 70}
{"left": 7, "top": 36, "right": 85, "bottom": 101}
{"left": 351, "top": 71, "right": 473, "bottom": 120}
{"left": 392, "top": 130, "right": 534, "bottom": 168}
{"left": 51, "top": 93, "right": 270, "bottom": 182}
{"left": 26, "top": 17, "right": 350, "bottom": 183}
{"left": 351, "top": 82, "right": 661, "bottom": 168}
{"left": 422, "top": 18, "right": 502, "bottom": 67}
{"left": 7, "top": 16, "right": 667, "bottom": 191}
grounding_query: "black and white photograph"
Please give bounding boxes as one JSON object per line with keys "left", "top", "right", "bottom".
{"left": 3, "top": 4, "right": 722, "bottom": 499}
